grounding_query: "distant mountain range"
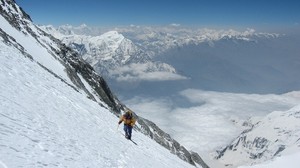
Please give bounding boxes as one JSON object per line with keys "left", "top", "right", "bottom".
{"left": 40, "top": 25, "right": 182, "bottom": 82}
{"left": 41, "top": 24, "right": 300, "bottom": 96}
{"left": 41, "top": 24, "right": 279, "bottom": 57}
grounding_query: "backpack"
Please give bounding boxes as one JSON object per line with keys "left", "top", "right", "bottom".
{"left": 124, "top": 112, "right": 132, "bottom": 120}
{"left": 123, "top": 111, "right": 136, "bottom": 126}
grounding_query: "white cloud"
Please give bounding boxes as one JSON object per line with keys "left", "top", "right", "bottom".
{"left": 124, "top": 90, "right": 300, "bottom": 156}
{"left": 179, "top": 89, "right": 298, "bottom": 118}
{"left": 114, "top": 71, "right": 188, "bottom": 82}
{"left": 170, "top": 23, "right": 181, "bottom": 27}
{"left": 239, "top": 151, "right": 300, "bottom": 168}
{"left": 109, "top": 63, "right": 188, "bottom": 82}
{"left": 125, "top": 97, "right": 174, "bottom": 127}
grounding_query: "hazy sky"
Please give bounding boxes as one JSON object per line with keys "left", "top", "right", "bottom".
{"left": 16, "top": 0, "right": 300, "bottom": 28}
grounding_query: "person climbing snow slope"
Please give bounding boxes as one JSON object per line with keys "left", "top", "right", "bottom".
{"left": 118, "top": 110, "right": 136, "bottom": 140}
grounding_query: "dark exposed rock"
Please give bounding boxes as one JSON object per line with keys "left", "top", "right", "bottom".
{"left": 273, "top": 145, "right": 285, "bottom": 157}
{"left": 252, "top": 137, "right": 268, "bottom": 149}
{"left": 191, "top": 152, "right": 210, "bottom": 168}
{"left": 135, "top": 117, "right": 209, "bottom": 167}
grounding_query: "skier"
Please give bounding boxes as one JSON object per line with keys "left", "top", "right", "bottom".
{"left": 118, "top": 110, "right": 136, "bottom": 140}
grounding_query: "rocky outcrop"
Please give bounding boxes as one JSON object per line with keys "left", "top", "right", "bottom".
{"left": 135, "top": 116, "right": 209, "bottom": 168}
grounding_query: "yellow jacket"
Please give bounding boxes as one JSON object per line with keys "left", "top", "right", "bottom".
{"left": 118, "top": 111, "right": 136, "bottom": 127}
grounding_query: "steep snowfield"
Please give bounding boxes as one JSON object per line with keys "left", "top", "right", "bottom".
{"left": 0, "top": 13, "right": 71, "bottom": 86}
{"left": 0, "top": 41, "right": 193, "bottom": 167}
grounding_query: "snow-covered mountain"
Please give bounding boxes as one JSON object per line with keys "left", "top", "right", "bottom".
{"left": 0, "top": 0, "right": 208, "bottom": 167}
{"left": 116, "top": 26, "right": 279, "bottom": 57}
{"left": 40, "top": 24, "right": 300, "bottom": 95}
{"left": 60, "top": 30, "right": 150, "bottom": 66}
{"left": 40, "top": 25, "right": 182, "bottom": 82}
{"left": 41, "top": 25, "right": 280, "bottom": 85}
{"left": 215, "top": 104, "right": 300, "bottom": 167}
{"left": 42, "top": 24, "right": 279, "bottom": 58}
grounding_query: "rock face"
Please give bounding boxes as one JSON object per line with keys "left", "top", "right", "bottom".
{"left": 136, "top": 117, "right": 210, "bottom": 168}
{"left": 0, "top": 0, "right": 208, "bottom": 167}
{"left": 215, "top": 105, "right": 300, "bottom": 167}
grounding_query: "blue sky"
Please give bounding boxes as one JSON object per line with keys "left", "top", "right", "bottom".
{"left": 16, "top": 0, "right": 300, "bottom": 28}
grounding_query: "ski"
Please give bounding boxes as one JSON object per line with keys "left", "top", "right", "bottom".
{"left": 129, "top": 139, "right": 137, "bottom": 145}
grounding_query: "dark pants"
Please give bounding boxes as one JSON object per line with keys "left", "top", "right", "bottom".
{"left": 124, "top": 124, "right": 133, "bottom": 139}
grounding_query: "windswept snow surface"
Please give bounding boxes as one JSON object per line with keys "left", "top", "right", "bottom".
{"left": 0, "top": 15, "right": 72, "bottom": 86}
{"left": 0, "top": 42, "right": 193, "bottom": 167}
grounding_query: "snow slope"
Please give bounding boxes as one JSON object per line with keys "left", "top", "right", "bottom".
{"left": 0, "top": 5, "right": 71, "bottom": 85}
{"left": 0, "top": 0, "right": 202, "bottom": 167}
{"left": 0, "top": 28, "right": 193, "bottom": 168}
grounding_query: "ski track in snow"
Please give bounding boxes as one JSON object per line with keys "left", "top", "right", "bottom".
{"left": 0, "top": 41, "right": 193, "bottom": 167}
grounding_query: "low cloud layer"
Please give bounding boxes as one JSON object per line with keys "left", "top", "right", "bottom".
{"left": 109, "top": 63, "right": 188, "bottom": 82}
{"left": 114, "top": 71, "right": 188, "bottom": 82}
{"left": 124, "top": 90, "right": 300, "bottom": 155}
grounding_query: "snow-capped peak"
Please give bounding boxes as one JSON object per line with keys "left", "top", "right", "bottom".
{"left": 101, "top": 30, "right": 123, "bottom": 39}
{"left": 90, "top": 30, "right": 125, "bottom": 52}
{"left": 57, "top": 30, "right": 144, "bottom": 68}
{"left": 78, "top": 23, "right": 88, "bottom": 28}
